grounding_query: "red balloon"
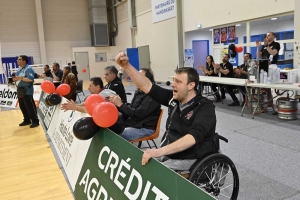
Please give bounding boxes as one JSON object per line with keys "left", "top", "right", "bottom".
{"left": 82, "top": 68, "right": 87, "bottom": 73}
{"left": 84, "top": 94, "right": 105, "bottom": 116}
{"left": 56, "top": 84, "right": 71, "bottom": 96}
{"left": 235, "top": 46, "right": 243, "bottom": 53}
{"left": 92, "top": 102, "right": 118, "bottom": 128}
{"left": 41, "top": 80, "right": 55, "bottom": 94}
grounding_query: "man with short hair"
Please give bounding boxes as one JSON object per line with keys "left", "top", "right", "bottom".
{"left": 104, "top": 66, "right": 127, "bottom": 103}
{"left": 61, "top": 77, "right": 104, "bottom": 113}
{"left": 214, "top": 54, "right": 240, "bottom": 106}
{"left": 13, "top": 55, "right": 39, "bottom": 128}
{"left": 115, "top": 52, "right": 217, "bottom": 171}
{"left": 235, "top": 53, "right": 257, "bottom": 79}
{"left": 50, "top": 63, "right": 63, "bottom": 81}
{"left": 234, "top": 53, "right": 257, "bottom": 106}
{"left": 38, "top": 65, "right": 51, "bottom": 78}
{"left": 256, "top": 32, "right": 280, "bottom": 72}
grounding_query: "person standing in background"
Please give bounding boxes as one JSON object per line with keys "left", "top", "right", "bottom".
{"left": 71, "top": 61, "right": 78, "bottom": 81}
{"left": 256, "top": 32, "right": 280, "bottom": 72}
{"left": 13, "top": 55, "right": 39, "bottom": 128}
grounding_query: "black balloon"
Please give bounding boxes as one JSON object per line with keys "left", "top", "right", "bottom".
{"left": 229, "top": 43, "right": 236, "bottom": 50}
{"left": 230, "top": 50, "right": 237, "bottom": 58}
{"left": 73, "top": 117, "right": 100, "bottom": 140}
{"left": 108, "top": 115, "right": 125, "bottom": 135}
{"left": 48, "top": 93, "right": 62, "bottom": 106}
{"left": 45, "top": 95, "right": 53, "bottom": 106}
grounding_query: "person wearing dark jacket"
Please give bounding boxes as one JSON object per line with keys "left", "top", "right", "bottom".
{"left": 104, "top": 65, "right": 127, "bottom": 103}
{"left": 108, "top": 68, "right": 161, "bottom": 141}
{"left": 71, "top": 61, "right": 78, "bottom": 81}
{"left": 115, "top": 52, "right": 217, "bottom": 171}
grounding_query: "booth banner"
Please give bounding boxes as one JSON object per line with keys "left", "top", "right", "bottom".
{"left": 40, "top": 98, "right": 216, "bottom": 199}
{"left": 152, "top": 0, "right": 176, "bottom": 23}
{"left": 74, "top": 129, "right": 216, "bottom": 200}
{"left": 46, "top": 97, "right": 92, "bottom": 190}
{"left": 0, "top": 84, "right": 42, "bottom": 108}
{"left": 37, "top": 92, "right": 60, "bottom": 131}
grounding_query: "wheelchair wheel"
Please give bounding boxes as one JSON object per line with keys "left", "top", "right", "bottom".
{"left": 188, "top": 153, "right": 239, "bottom": 200}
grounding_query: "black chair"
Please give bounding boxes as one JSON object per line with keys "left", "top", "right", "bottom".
{"left": 75, "top": 80, "right": 85, "bottom": 103}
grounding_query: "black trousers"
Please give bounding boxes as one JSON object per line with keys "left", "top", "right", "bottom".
{"left": 219, "top": 84, "right": 239, "bottom": 102}
{"left": 18, "top": 95, "right": 39, "bottom": 124}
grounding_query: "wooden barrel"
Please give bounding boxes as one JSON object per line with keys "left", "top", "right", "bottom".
{"left": 278, "top": 99, "right": 298, "bottom": 120}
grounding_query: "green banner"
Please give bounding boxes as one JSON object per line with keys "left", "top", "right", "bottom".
{"left": 74, "top": 128, "right": 215, "bottom": 200}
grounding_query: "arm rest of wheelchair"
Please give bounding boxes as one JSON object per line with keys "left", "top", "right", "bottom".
{"left": 219, "top": 135, "right": 228, "bottom": 143}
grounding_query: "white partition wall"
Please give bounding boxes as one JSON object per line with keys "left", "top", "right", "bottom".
{"left": 0, "top": 0, "right": 41, "bottom": 63}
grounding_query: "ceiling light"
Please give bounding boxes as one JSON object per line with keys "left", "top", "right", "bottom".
{"left": 236, "top": 24, "right": 241, "bottom": 26}
{"left": 271, "top": 18, "right": 277, "bottom": 20}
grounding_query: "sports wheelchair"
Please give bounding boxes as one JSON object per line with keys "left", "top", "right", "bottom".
{"left": 179, "top": 134, "right": 239, "bottom": 200}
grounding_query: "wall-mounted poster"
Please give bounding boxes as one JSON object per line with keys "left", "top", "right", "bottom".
{"left": 228, "top": 26, "right": 236, "bottom": 43}
{"left": 221, "top": 27, "right": 228, "bottom": 43}
{"left": 184, "top": 49, "right": 194, "bottom": 67}
{"left": 213, "top": 29, "right": 220, "bottom": 44}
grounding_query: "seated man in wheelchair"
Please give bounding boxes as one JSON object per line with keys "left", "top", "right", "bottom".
{"left": 115, "top": 52, "right": 218, "bottom": 171}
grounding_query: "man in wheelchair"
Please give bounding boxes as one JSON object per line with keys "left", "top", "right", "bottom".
{"left": 115, "top": 52, "right": 218, "bottom": 168}
{"left": 116, "top": 52, "right": 239, "bottom": 199}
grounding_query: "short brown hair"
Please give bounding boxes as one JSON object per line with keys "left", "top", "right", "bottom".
{"left": 174, "top": 67, "right": 199, "bottom": 91}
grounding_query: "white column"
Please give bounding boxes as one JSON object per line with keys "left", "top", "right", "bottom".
{"left": 35, "top": 0, "right": 47, "bottom": 64}
{"left": 0, "top": 41, "right": 3, "bottom": 74}
{"left": 294, "top": 0, "right": 300, "bottom": 96}
{"left": 246, "top": 22, "right": 250, "bottom": 55}
{"left": 176, "top": 0, "right": 184, "bottom": 68}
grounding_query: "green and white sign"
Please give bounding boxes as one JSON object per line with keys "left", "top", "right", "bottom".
{"left": 74, "top": 129, "right": 215, "bottom": 200}
{"left": 38, "top": 96, "right": 216, "bottom": 200}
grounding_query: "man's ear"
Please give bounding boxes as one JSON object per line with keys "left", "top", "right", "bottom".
{"left": 188, "top": 82, "right": 195, "bottom": 91}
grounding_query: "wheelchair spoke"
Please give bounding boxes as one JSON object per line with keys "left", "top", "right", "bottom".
{"left": 213, "top": 170, "right": 232, "bottom": 187}
{"left": 205, "top": 171, "right": 213, "bottom": 182}
{"left": 220, "top": 183, "right": 233, "bottom": 191}
{"left": 219, "top": 193, "right": 231, "bottom": 199}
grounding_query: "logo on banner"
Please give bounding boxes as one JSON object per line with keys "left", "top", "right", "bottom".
{"left": 0, "top": 88, "right": 18, "bottom": 99}
{"left": 68, "top": 111, "right": 76, "bottom": 122}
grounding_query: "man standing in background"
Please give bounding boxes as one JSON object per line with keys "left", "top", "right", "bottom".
{"left": 256, "top": 32, "right": 280, "bottom": 72}
{"left": 71, "top": 61, "right": 78, "bottom": 81}
{"left": 13, "top": 55, "right": 39, "bottom": 128}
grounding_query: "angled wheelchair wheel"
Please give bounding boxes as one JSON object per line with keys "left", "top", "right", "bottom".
{"left": 188, "top": 153, "right": 239, "bottom": 200}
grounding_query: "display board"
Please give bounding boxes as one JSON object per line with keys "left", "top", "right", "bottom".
{"left": 37, "top": 95, "right": 216, "bottom": 200}
{"left": 0, "top": 84, "right": 42, "bottom": 108}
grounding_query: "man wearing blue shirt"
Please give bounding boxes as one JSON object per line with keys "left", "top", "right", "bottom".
{"left": 13, "top": 55, "right": 39, "bottom": 128}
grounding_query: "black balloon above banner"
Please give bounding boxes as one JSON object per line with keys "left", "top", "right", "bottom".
{"left": 73, "top": 117, "right": 100, "bottom": 140}
{"left": 107, "top": 114, "right": 126, "bottom": 135}
{"left": 45, "top": 93, "right": 62, "bottom": 106}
